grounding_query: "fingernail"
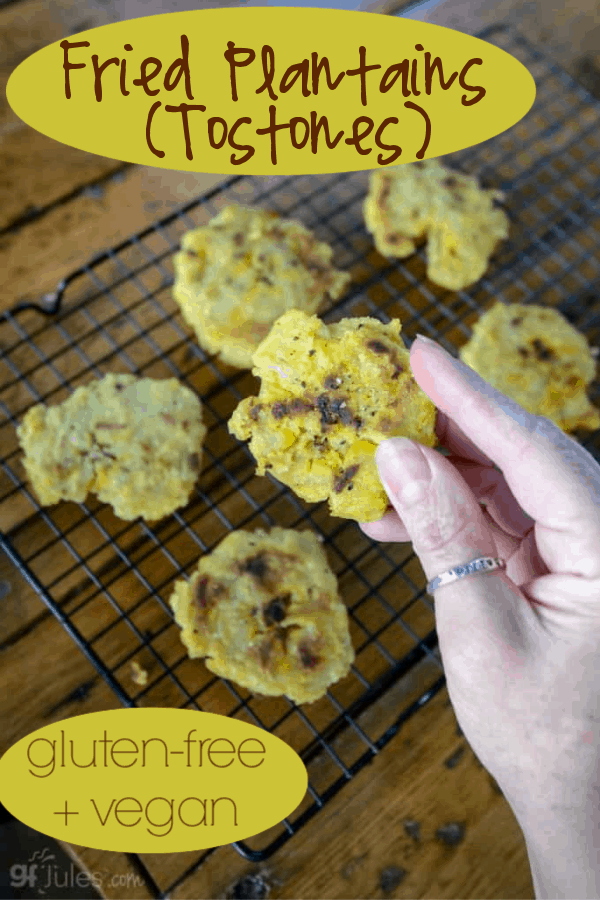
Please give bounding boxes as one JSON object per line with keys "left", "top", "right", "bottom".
{"left": 415, "top": 334, "right": 462, "bottom": 367}
{"left": 377, "top": 438, "right": 430, "bottom": 505}
{"left": 415, "top": 333, "right": 438, "bottom": 346}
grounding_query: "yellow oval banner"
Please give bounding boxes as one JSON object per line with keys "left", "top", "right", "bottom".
{"left": 0, "top": 709, "right": 308, "bottom": 852}
{"left": 6, "top": 8, "right": 536, "bottom": 175}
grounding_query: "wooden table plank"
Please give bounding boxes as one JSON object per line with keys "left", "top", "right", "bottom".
{"left": 0, "top": 165, "right": 225, "bottom": 311}
{"left": 0, "top": 537, "right": 50, "bottom": 647}
{"left": 0, "top": 125, "right": 128, "bottom": 234}
{"left": 58, "top": 842, "right": 155, "bottom": 900}
{"left": 0, "top": 0, "right": 126, "bottom": 231}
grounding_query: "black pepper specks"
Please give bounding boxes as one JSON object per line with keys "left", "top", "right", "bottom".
{"left": 367, "top": 339, "right": 388, "bottom": 354}
{"left": 263, "top": 593, "right": 291, "bottom": 626}
{"left": 298, "top": 644, "right": 319, "bottom": 669}
{"left": 334, "top": 464, "right": 360, "bottom": 493}
{"left": 316, "top": 395, "right": 360, "bottom": 429}
{"left": 272, "top": 402, "right": 288, "bottom": 420}
{"left": 531, "top": 338, "right": 554, "bottom": 361}
{"left": 367, "top": 339, "right": 404, "bottom": 379}
{"left": 242, "top": 553, "right": 268, "bottom": 581}
{"left": 271, "top": 399, "right": 312, "bottom": 420}
{"left": 290, "top": 398, "right": 311, "bottom": 414}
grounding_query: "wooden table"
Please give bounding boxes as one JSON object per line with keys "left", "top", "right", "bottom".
{"left": 2, "top": 0, "right": 599, "bottom": 897}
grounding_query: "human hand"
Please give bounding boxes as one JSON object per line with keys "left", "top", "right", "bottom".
{"left": 360, "top": 336, "right": 600, "bottom": 864}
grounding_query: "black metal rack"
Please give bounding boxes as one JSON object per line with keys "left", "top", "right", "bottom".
{"left": 2, "top": 23, "right": 600, "bottom": 899}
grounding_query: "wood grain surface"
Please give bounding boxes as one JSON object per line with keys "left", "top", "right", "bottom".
{"left": 2, "top": 0, "right": 600, "bottom": 897}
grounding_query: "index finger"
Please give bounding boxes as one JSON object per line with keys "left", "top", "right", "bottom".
{"left": 410, "top": 336, "right": 600, "bottom": 579}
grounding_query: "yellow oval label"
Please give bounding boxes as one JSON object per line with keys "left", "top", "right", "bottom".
{"left": 6, "top": 9, "right": 535, "bottom": 175}
{"left": 0, "top": 709, "right": 308, "bottom": 852}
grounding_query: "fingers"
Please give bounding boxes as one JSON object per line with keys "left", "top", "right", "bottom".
{"left": 372, "top": 436, "right": 541, "bottom": 669}
{"left": 376, "top": 438, "right": 500, "bottom": 579}
{"left": 520, "top": 571, "right": 600, "bottom": 626}
{"left": 361, "top": 457, "right": 535, "bottom": 542}
{"left": 448, "top": 458, "right": 535, "bottom": 539}
{"left": 435, "top": 410, "right": 494, "bottom": 468}
{"left": 373, "top": 438, "right": 534, "bottom": 657}
{"left": 361, "top": 475, "right": 541, "bottom": 585}
{"left": 510, "top": 528, "right": 551, "bottom": 587}
{"left": 363, "top": 436, "right": 551, "bottom": 679}
{"left": 410, "top": 336, "right": 600, "bottom": 579}
{"left": 361, "top": 504, "right": 530, "bottom": 576}
{"left": 360, "top": 508, "right": 411, "bottom": 543}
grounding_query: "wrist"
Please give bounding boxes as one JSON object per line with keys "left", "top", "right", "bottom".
{"left": 515, "top": 805, "right": 600, "bottom": 899}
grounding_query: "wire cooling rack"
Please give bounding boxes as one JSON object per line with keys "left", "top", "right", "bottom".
{"left": 2, "top": 21, "right": 600, "bottom": 898}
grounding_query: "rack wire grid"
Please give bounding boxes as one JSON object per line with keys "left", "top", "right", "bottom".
{"left": 2, "top": 20, "right": 600, "bottom": 897}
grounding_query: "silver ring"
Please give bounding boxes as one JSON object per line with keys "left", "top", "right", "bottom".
{"left": 426, "top": 557, "right": 506, "bottom": 595}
